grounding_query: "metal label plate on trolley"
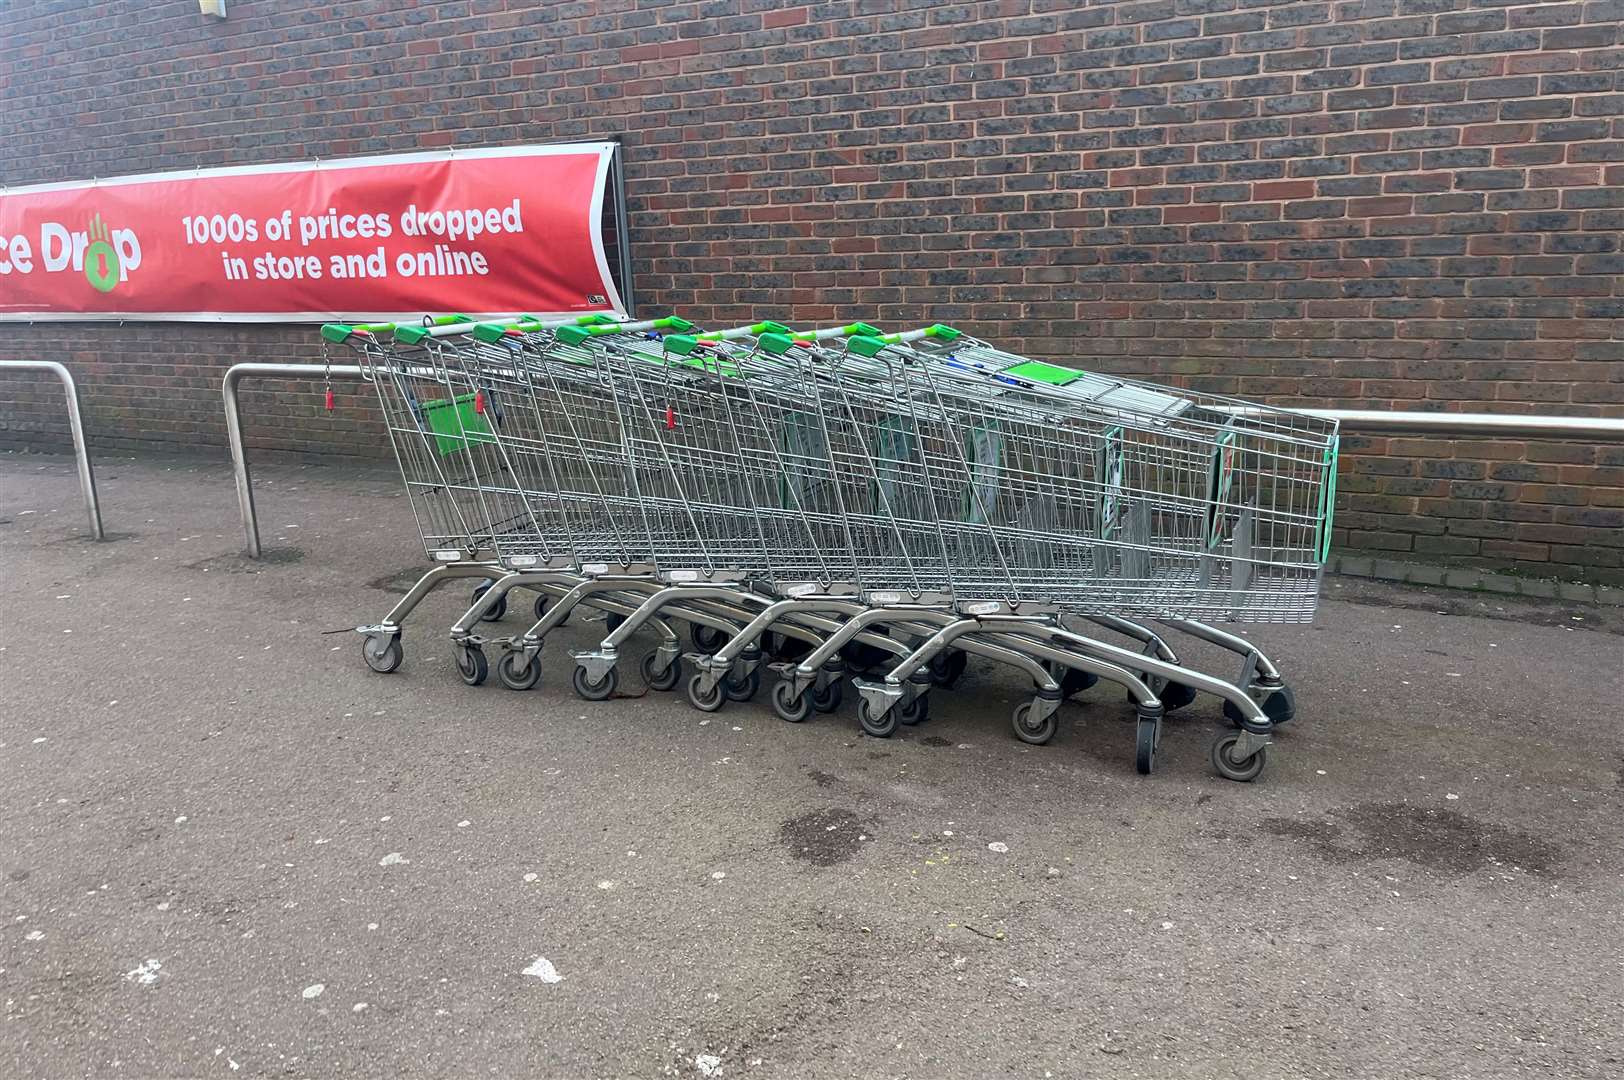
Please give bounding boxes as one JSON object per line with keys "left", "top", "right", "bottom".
{"left": 782, "top": 581, "right": 859, "bottom": 598}
{"left": 662, "top": 569, "right": 747, "bottom": 583}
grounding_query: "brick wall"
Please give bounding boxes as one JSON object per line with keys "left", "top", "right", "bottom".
{"left": 2, "top": 0, "right": 1622, "bottom": 581}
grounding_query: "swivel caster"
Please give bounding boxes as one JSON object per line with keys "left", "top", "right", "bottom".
{"left": 771, "top": 680, "right": 811, "bottom": 723}
{"left": 362, "top": 633, "right": 403, "bottom": 674}
{"left": 455, "top": 644, "right": 488, "bottom": 687}
{"left": 571, "top": 664, "right": 618, "bottom": 701}
{"left": 1224, "top": 684, "right": 1296, "bottom": 728}
{"left": 686, "top": 672, "right": 726, "bottom": 713}
{"left": 498, "top": 650, "right": 542, "bottom": 691}
{"left": 639, "top": 652, "right": 681, "bottom": 692}
{"left": 1210, "top": 732, "right": 1268, "bottom": 783}
{"left": 858, "top": 699, "right": 896, "bottom": 738}
{"left": 1011, "top": 701, "right": 1057, "bottom": 746}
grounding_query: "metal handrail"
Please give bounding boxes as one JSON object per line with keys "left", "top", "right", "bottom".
{"left": 0, "top": 360, "right": 105, "bottom": 540}
{"left": 224, "top": 362, "right": 366, "bottom": 559}
{"left": 222, "top": 361, "right": 1624, "bottom": 558}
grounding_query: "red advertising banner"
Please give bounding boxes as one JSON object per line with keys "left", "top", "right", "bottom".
{"left": 0, "top": 144, "right": 626, "bottom": 322}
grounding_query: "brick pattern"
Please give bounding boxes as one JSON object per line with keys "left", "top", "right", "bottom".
{"left": 2, "top": 0, "right": 1623, "bottom": 580}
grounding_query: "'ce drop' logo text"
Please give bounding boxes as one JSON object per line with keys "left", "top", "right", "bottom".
{"left": 0, "top": 213, "right": 144, "bottom": 293}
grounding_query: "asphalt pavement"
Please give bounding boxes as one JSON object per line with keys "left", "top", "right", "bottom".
{"left": 2, "top": 451, "right": 1621, "bottom": 1079}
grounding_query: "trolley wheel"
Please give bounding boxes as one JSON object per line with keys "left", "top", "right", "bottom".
{"left": 1060, "top": 668, "right": 1099, "bottom": 699}
{"left": 1224, "top": 684, "right": 1296, "bottom": 728}
{"left": 362, "top": 633, "right": 403, "bottom": 674}
{"left": 639, "top": 651, "right": 681, "bottom": 692}
{"left": 456, "top": 644, "right": 488, "bottom": 687}
{"left": 810, "top": 679, "right": 844, "bottom": 714}
{"left": 686, "top": 672, "right": 726, "bottom": 713}
{"left": 1161, "top": 680, "right": 1198, "bottom": 713}
{"left": 571, "top": 664, "right": 618, "bottom": 702}
{"left": 1134, "top": 714, "right": 1158, "bottom": 775}
{"left": 690, "top": 624, "right": 728, "bottom": 652}
{"left": 604, "top": 611, "right": 626, "bottom": 634}
{"left": 722, "top": 667, "right": 761, "bottom": 703}
{"left": 1210, "top": 732, "right": 1268, "bottom": 783}
{"left": 897, "top": 696, "right": 929, "bottom": 726}
{"left": 498, "top": 650, "right": 542, "bottom": 692}
{"left": 472, "top": 581, "right": 508, "bottom": 622}
{"left": 1011, "top": 701, "right": 1057, "bottom": 746}
{"left": 842, "top": 634, "right": 892, "bottom": 673}
{"left": 766, "top": 632, "right": 812, "bottom": 663}
{"left": 1125, "top": 677, "right": 1193, "bottom": 712}
{"left": 858, "top": 699, "right": 897, "bottom": 739}
{"left": 927, "top": 648, "right": 969, "bottom": 689}
{"left": 534, "top": 594, "right": 568, "bottom": 626}
{"left": 770, "top": 680, "right": 811, "bottom": 723}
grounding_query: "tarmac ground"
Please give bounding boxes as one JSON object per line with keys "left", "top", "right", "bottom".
{"left": 2, "top": 451, "right": 1621, "bottom": 1079}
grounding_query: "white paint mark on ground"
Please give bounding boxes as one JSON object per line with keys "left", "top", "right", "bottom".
{"left": 366, "top": 923, "right": 379, "bottom": 931}
{"left": 352, "top": 1002, "right": 368, "bottom": 1013}
{"left": 175, "top": 815, "right": 188, "bottom": 824}
{"left": 124, "top": 959, "right": 161, "bottom": 985}
{"left": 597, "top": 880, "right": 615, "bottom": 891}
{"left": 457, "top": 820, "right": 470, "bottom": 828}
{"left": 302, "top": 983, "right": 324, "bottom": 999}
{"left": 987, "top": 842, "right": 1009, "bottom": 853}
{"left": 156, "top": 902, "right": 171, "bottom": 911}
{"left": 523, "top": 873, "right": 538, "bottom": 882}
{"left": 522, "top": 956, "right": 564, "bottom": 983}
{"left": 695, "top": 1053, "right": 723, "bottom": 1076}
{"left": 31, "top": 738, "right": 46, "bottom": 745}
{"left": 24, "top": 930, "right": 44, "bottom": 941}
{"left": 378, "top": 852, "right": 409, "bottom": 866}
{"left": 711, "top": 871, "right": 726, "bottom": 881}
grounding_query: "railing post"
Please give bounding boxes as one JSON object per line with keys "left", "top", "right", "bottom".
{"left": 222, "top": 363, "right": 366, "bottom": 558}
{"left": 0, "top": 360, "right": 104, "bottom": 540}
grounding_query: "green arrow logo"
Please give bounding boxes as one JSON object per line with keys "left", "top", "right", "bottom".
{"left": 84, "top": 213, "right": 121, "bottom": 293}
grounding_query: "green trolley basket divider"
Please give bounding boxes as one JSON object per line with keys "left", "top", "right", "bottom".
{"left": 419, "top": 393, "right": 494, "bottom": 457}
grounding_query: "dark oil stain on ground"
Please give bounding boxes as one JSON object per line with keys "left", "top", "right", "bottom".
{"left": 368, "top": 564, "right": 426, "bottom": 593}
{"left": 919, "top": 735, "right": 953, "bottom": 748}
{"left": 806, "top": 768, "right": 839, "bottom": 788}
{"left": 780, "top": 808, "right": 874, "bottom": 867}
{"left": 1263, "top": 802, "right": 1559, "bottom": 876}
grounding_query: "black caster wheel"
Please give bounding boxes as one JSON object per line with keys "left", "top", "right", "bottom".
{"left": 1224, "top": 684, "right": 1296, "bottom": 728}
{"left": 1011, "top": 701, "right": 1057, "bottom": 746}
{"left": 841, "top": 633, "right": 892, "bottom": 673}
{"left": 1135, "top": 714, "right": 1160, "bottom": 775}
{"left": 472, "top": 581, "right": 508, "bottom": 622}
{"left": 686, "top": 672, "right": 726, "bottom": 713}
{"left": 534, "top": 594, "right": 568, "bottom": 626}
{"left": 1060, "top": 668, "right": 1099, "bottom": 699}
{"left": 927, "top": 648, "right": 969, "bottom": 689}
{"left": 897, "top": 695, "right": 929, "bottom": 726}
{"left": 722, "top": 667, "right": 761, "bottom": 703}
{"left": 770, "top": 680, "right": 811, "bottom": 723}
{"left": 498, "top": 650, "right": 542, "bottom": 691}
{"left": 858, "top": 699, "right": 897, "bottom": 739}
{"left": 571, "top": 665, "right": 618, "bottom": 702}
{"left": 810, "top": 678, "right": 843, "bottom": 713}
{"left": 766, "top": 632, "right": 812, "bottom": 663}
{"left": 690, "top": 624, "right": 728, "bottom": 652}
{"left": 1160, "top": 680, "right": 1198, "bottom": 713}
{"left": 1210, "top": 732, "right": 1268, "bottom": 783}
{"left": 1126, "top": 677, "right": 1192, "bottom": 711}
{"left": 362, "top": 633, "right": 403, "bottom": 674}
{"left": 639, "top": 651, "right": 681, "bottom": 692}
{"left": 456, "top": 644, "right": 488, "bottom": 687}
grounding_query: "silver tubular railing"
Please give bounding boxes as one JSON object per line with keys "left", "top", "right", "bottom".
{"left": 0, "top": 360, "right": 105, "bottom": 540}
{"left": 221, "top": 361, "right": 1624, "bottom": 558}
{"left": 223, "top": 362, "right": 365, "bottom": 558}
